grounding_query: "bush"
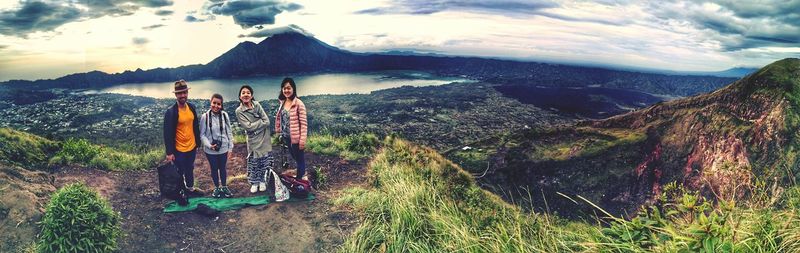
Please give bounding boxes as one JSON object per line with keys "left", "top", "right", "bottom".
{"left": 37, "top": 183, "right": 121, "bottom": 253}
{"left": 50, "top": 138, "right": 160, "bottom": 171}
{"left": 51, "top": 138, "right": 100, "bottom": 165}
{"left": 88, "top": 148, "right": 162, "bottom": 171}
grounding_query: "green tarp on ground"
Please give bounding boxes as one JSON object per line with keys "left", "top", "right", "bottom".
{"left": 164, "top": 194, "right": 315, "bottom": 213}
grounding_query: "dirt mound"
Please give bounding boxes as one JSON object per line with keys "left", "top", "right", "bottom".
{"left": 0, "top": 165, "right": 55, "bottom": 252}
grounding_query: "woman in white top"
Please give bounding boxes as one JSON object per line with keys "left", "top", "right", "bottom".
{"left": 199, "top": 93, "right": 235, "bottom": 198}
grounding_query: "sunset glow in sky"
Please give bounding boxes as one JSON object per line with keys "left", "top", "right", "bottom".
{"left": 1, "top": 0, "right": 799, "bottom": 81}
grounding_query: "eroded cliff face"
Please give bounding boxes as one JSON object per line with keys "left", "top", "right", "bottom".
{"left": 483, "top": 58, "right": 800, "bottom": 217}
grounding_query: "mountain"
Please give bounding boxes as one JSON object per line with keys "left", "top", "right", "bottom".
{"left": 466, "top": 58, "right": 800, "bottom": 217}
{"left": 677, "top": 67, "right": 760, "bottom": 78}
{"left": 1, "top": 31, "right": 736, "bottom": 97}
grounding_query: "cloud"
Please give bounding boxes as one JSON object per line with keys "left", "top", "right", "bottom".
{"left": 355, "top": 0, "right": 558, "bottom": 15}
{"left": 0, "top": 1, "right": 82, "bottom": 37}
{"left": 142, "top": 24, "right": 165, "bottom": 30}
{"left": 0, "top": 0, "right": 175, "bottom": 37}
{"left": 82, "top": 0, "right": 174, "bottom": 17}
{"left": 185, "top": 15, "right": 204, "bottom": 22}
{"left": 204, "top": 0, "right": 303, "bottom": 28}
{"left": 132, "top": 37, "right": 149, "bottom": 45}
{"left": 154, "top": 9, "right": 173, "bottom": 16}
{"left": 242, "top": 24, "right": 312, "bottom": 37}
{"left": 647, "top": 1, "right": 800, "bottom": 51}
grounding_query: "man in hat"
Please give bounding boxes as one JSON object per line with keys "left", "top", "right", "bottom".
{"left": 163, "top": 79, "right": 203, "bottom": 195}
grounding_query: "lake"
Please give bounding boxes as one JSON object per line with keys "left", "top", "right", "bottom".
{"left": 97, "top": 71, "right": 472, "bottom": 100}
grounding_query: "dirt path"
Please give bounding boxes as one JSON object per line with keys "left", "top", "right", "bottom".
{"left": 54, "top": 144, "right": 367, "bottom": 252}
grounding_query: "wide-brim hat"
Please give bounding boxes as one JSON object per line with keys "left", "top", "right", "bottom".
{"left": 172, "top": 79, "right": 191, "bottom": 93}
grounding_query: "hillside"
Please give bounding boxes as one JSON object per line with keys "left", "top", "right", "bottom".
{"left": 459, "top": 58, "right": 800, "bottom": 217}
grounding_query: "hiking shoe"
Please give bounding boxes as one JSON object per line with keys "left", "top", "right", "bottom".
{"left": 221, "top": 186, "right": 233, "bottom": 198}
{"left": 186, "top": 187, "right": 205, "bottom": 197}
{"left": 258, "top": 182, "right": 267, "bottom": 192}
{"left": 250, "top": 184, "right": 258, "bottom": 193}
{"left": 211, "top": 187, "right": 222, "bottom": 198}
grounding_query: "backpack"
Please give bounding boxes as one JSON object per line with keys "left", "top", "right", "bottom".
{"left": 157, "top": 162, "right": 188, "bottom": 206}
{"left": 280, "top": 174, "right": 311, "bottom": 199}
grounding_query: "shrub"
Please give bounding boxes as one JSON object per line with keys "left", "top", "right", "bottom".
{"left": 50, "top": 138, "right": 100, "bottom": 165}
{"left": 37, "top": 183, "right": 121, "bottom": 253}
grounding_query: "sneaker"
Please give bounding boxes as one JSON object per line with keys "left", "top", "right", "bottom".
{"left": 211, "top": 187, "right": 222, "bottom": 198}
{"left": 258, "top": 182, "right": 267, "bottom": 192}
{"left": 221, "top": 186, "right": 233, "bottom": 198}
{"left": 250, "top": 184, "right": 258, "bottom": 193}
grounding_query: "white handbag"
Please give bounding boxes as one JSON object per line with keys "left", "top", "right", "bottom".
{"left": 268, "top": 169, "right": 290, "bottom": 202}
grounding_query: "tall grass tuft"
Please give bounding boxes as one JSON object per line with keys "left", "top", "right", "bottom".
{"left": 335, "top": 136, "right": 587, "bottom": 252}
{"left": 307, "top": 133, "right": 380, "bottom": 160}
{"left": 49, "top": 138, "right": 161, "bottom": 171}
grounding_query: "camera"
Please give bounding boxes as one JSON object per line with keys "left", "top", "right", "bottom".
{"left": 211, "top": 139, "right": 222, "bottom": 151}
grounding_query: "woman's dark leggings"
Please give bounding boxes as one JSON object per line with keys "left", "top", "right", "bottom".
{"left": 289, "top": 144, "right": 306, "bottom": 179}
{"left": 206, "top": 153, "right": 228, "bottom": 187}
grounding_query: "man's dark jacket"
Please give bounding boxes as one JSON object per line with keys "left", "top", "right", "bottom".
{"left": 163, "top": 102, "right": 201, "bottom": 156}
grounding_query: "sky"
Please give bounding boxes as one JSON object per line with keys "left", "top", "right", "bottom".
{"left": 0, "top": 0, "right": 799, "bottom": 82}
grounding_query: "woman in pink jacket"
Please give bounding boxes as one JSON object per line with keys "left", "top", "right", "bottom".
{"left": 275, "top": 77, "right": 308, "bottom": 180}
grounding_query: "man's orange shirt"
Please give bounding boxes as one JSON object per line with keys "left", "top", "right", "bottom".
{"left": 175, "top": 105, "right": 196, "bottom": 152}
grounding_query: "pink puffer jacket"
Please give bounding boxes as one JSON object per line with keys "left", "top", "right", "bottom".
{"left": 275, "top": 98, "right": 308, "bottom": 149}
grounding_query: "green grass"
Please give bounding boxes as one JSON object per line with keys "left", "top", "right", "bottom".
{"left": 336, "top": 136, "right": 800, "bottom": 253}
{"left": 49, "top": 138, "right": 161, "bottom": 171}
{"left": 0, "top": 128, "right": 59, "bottom": 168}
{"left": 306, "top": 133, "right": 380, "bottom": 161}
{"left": 335, "top": 136, "right": 586, "bottom": 252}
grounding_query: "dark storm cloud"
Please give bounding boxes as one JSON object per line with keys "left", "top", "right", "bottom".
{"left": 0, "top": 0, "right": 175, "bottom": 37}
{"left": 648, "top": 0, "right": 800, "bottom": 51}
{"left": 204, "top": 0, "right": 303, "bottom": 28}
{"left": 0, "top": 1, "right": 82, "bottom": 37}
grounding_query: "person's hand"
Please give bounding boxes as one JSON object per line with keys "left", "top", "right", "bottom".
{"left": 166, "top": 154, "right": 175, "bottom": 162}
{"left": 211, "top": 143, "right": 218, "bottom": 151}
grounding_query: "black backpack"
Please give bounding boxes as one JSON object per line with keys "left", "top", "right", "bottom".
{"left": 157, "top": 162, "right": 188, "bottom": 206}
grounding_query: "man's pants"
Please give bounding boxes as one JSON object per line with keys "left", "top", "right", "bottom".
{"left": 174, "top": 149, "right": 196, "bottom": 189}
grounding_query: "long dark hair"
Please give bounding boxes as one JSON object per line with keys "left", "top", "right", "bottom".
{"left": 239, "top": 85, "right": 254, "bottom": 104}
{"left": 278, "top": 77, "right": 297, "bottom": 100}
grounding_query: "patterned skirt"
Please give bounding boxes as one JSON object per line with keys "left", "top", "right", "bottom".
{"left": 246, "top": 153, "right": 273, "bottom": 184}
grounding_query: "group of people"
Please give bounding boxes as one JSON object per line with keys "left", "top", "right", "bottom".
{"left": 163, "top": 78, "right": 308, "bottom": 199}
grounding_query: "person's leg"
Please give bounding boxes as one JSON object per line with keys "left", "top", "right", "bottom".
{"left": 247, "top": 156, "right": 260, "bottom": 184}
{"left": 174, "top": 151, "right": 190, "bottom": 189}
{"left": 290, "top": 144, "right": 306, "bottom": 180}
{"left": 207, "top": 153, "right": 221, "bottom": 187}
{"left": 185, "top": 149, "right": 196, "bottom": 189}
{"left": 219, "top": 153, "right": 228, "bottom": 187}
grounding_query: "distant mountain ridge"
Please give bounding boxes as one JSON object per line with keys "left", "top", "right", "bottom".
{"left": 1, "top": 31, "right": 737, "bottom": 96}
